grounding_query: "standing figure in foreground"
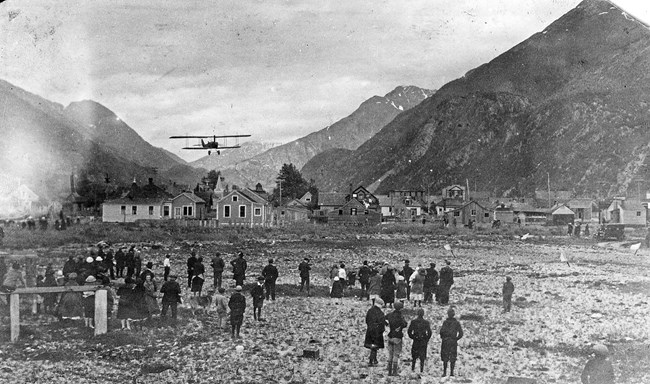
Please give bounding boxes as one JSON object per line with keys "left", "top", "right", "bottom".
{"left": 408, "top": 308, "right": 432, "bottom": 373}
{"left": 211, "top": 252, "right": 225, "bottom": 288}
{"left": 212, "top": 287, "right": 229, "bottom": 329}
{"left": 367, "top": 269, "right": 382, "bottom": 306}
{"left": 385, "top": 301, "right": 407, "bottom": 376}
{"left": 251, "top": 276, "right": 265, "bottom": 321}
{"left": 298, "top": 258, "right": 311, "bottom": 295}
{"left": 364, "top": 298, "right": 386, "bottom": 367}
{"left": 581, "top": 344, "right": 614, "bottom": 384}
{"left": 438, "top": 260, "right": 454, "bottom": 305}
{"left": 439, "top": 307, "right": 463, "bottom": 377}
{"left": 191, "top": 257, "right": 206, "bottom": 296}
{"left": 410, "top": 267, "right": 426, "bottom": 307}
{"left": 159, "top": 275, "right": 182, "bottom": 322}
{"left": 186, "top": 251, "right": 197, "bottom": 288}
{"left": 502, "top": 276, "right": 515, "bottom": 312}
{"left": 399, "top": 260, "right": 414, "bottom": 301}
{"left": 229, "top": 286, "right": 246, "bottom": 338}
{"left": 358, "top": 260, "right": 372, "bottom": 300}
{"left": 231, "top": 252, "right": 248, "bottom": 287}
{"left": 262, "top": 258, "right": 279, "bottom": 301}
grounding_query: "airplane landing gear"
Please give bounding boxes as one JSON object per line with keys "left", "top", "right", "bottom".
{"left": 208, "top": 150, "right": 211, "bottom": 155}
{"left": 217, "top": 150, "right": 221, "bottom": 155}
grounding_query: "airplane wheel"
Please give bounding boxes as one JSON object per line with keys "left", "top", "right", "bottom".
{"left": 208, "top": 150, "right": 211, "bottom": 155}
{"left": 217, "top": 151, "right": 221, "bottom": 155}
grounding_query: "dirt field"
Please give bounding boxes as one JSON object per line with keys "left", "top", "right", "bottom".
{"left": 0, "top": 229, "right": 649, "bottom": 383}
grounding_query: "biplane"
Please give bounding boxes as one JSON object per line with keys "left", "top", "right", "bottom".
{"left": 169, "top": 134, "right": 251, "bottom": 155}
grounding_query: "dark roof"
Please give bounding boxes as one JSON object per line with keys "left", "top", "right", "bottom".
{"left": 103, "top": 197, "right": 167, "bottom": 205}
{"left": 319, "top": 192, "right": 347, "bottom": 206}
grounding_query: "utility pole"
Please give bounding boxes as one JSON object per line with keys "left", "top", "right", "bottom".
{"left": 547, "top": 172, "right": 551, "bottom": 208}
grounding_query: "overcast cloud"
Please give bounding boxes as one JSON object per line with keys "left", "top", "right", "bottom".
{"left": 1, "top": 0, "right": 648, "bottom": 161}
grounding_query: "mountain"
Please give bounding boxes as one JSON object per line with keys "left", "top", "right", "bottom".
{"left": 303, "top": 0, "right": 650, "bottom": 198}
{"left": 216, "top": 85, "right": 434, "bottom": 189}
{"left": 190, "top": 141, "right": 280, "bottom": 170}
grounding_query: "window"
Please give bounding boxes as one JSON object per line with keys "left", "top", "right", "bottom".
{"left": 232, "top": 195, "right": 238, "bottom": 202}
{"left": 239, "top": 205, "right": 246, "bottom": 218}
{"left": 224, "top": 205, "right": 231, "bottom": 218}
{"left": 183, "top": 206, "right": 193, "bottom": 216}
{"left": 484, "top": 212, "right": 490, "bottom": 218}
{"left": 132, "top": 206, "right": 137, "bottom": 215}
{"left": 471, "top": 209, "right": 477, "bottom": 216}
{"left": 338, "top": 209, "right": 343, "bottom": 215}
{"left": 637, "top": 211, "right": 642, "bottom": 217}
{"left": 350, "top": 208, "right": 357, "bottom": 215}
{"left": 453, "top": 211, "right": 460, "bottom": 217}
{"left": 174, "top": 207, "right": 181, "bottom": 217}
{"left": 254, "top": 208, "right": 261, "bottom": 216}
{"left": 121, "top": 206, "right": 126, "bottom": 215}
{"left": 149, "top": 206, "right": 154, "bottom": 215}
{"left": 163, "top": 206, "right": 170, "bottom": 217}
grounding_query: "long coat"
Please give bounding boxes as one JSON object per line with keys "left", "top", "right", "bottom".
{"left": 368, "top": 274, "right": 382, "bottom": 296}
{"left": 228, "top": 292, "right": 246, "bottom": 322}
{"left": 410, "top": 270, "right": 426, "bottom": 295}
{"left": 364, "top": 305, "right": 385, "bottom": 349}
{"left": 440, "top": 317, "right": 463, "bottom": 362}
{"left": 408, "top": 317, "right": 432, "bottom": 357}
{"left": 380, "top": 272, "right": 396, "bottom": 304}
{"left": 58, "top": 280, "right": 84, "bottom": 318}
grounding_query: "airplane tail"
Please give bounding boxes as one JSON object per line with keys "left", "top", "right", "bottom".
{"left": 201, "top": 139, "right": 205, "bottom": 147}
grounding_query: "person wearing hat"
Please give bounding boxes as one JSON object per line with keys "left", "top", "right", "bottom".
{"left": 115, "top": 247, "right": 126, "bottom": 278}
{"left": 230, "top": 252, "right": 247, "bottom": 287}
{"left": 439, "top": 307, "right": 463, "bottom": 377}
{"left": 159, "top": 275, "right": 182, "bottom": 322}
{"left": 380, "top": 265, "right": 396, "bottom": 308}
{"left": 386, "top": 301, "right": 408, "bottom": 376}
{"left": 228, "top": 286, "right": 246, "bottom": 338}
{"left": 298, "top": 258, "right": 311, "bottom": 296}
{"left": 502, "top": 276, "right": 515, "bottom": 312}
{"left": 424, "top": 263, "right": 439, "bottom": 304}
{"left": 408, "top": 308, "right": 432, "bottom": 373}
{"left": 438, "top": 260, "right": 454, "bottom": 305}
{"left": 395, "top": 275, "right": 407, "bottom": 303}
{"left": 262, "top": 258, "right": 279, "bottom": 301}
{"left": 104, "top": 248, "right": 115, "bottom": 280}
{"left": 117, "top": 277, "right": 137, "bottom": 329}
{"left": 357, "top": 260, "right": 372, "bottom": 300}
{"left": 251, "top": 276, "right": 265, "bottom": 321}
{"left": 1, "top": 262, "right": 26, "bottom": 307}
{"left": 212, "top": 287, "right": 229, "bottom": 329}
{"left": 581, "top": 344, "right": 614, "bottom": 384}
{"left": 140, "top": 261, "right": 155, "bottom": 282}
{"left": 186, "top": 250, "right": 198, "bottom": 289}
{"left": 83, "top": 275, "right": 99, "bottom": 328}
{"left": 163, "top": 254, "right": 171, "bottom": 282}
{"left": 399, "top": 260, "right": 414, "bottom": 300}
{"left": 191, "top": 257, "right": 206, "bottom": 296}
{"left": 364, "top": 297, "right": 385, "bottom": 367}
{"left": 210, "top": 252, "right": 225, "bottom": 288}
{"left": 62, "top": 256, "right": 77, "bottom": 278}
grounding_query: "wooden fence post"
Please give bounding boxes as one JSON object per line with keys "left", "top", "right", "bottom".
{"left": 94, "top": 289, "right": 107, "bottom": 336}
{"left": 10, "top": 293, "right": 20, "bottom": 342}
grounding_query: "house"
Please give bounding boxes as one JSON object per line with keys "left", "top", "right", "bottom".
{"left": 566, "top": 198, "right": 598, "bottom": 223}
{"left": 299, "top": 191, "right": 314, "bottom": 206}
{"left": 379, "top": 190, "right": 426, "bottom": 220}
{"left": 327, "top": 197, "right": 382, "bottom": 225}
{"left": 168, "top": 192, "right": 206, "bottom": 219}
{"left": 318, "top": 192, "right": 348, "bottom": 214}
{"left": 449, "top": 201, "right": 491, "bottom": 226}
{"left": 511, "top": 203, "right": 548, "bottom": 225}
{"left": 493, "top": 204, "right": 514, "bottom": 223}
{"left": 215, "top": 187, "right": 273, "bottom": 227}
{"left": 549, "top": 204, "right": 575, "bottom": 226}
{"left": 608, "top": 199, "right": 646, "bottom": 226}
{"left": 276, "top": 199, "right": 311, "bottom": 225}
{"left": 102, "top": 197, "right": 168, "bottom": 223}
{"left": 442, "top": 185, "right": 466, "bottom": 200}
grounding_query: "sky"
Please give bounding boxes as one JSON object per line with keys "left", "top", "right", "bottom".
{"left": 1, "top": 0, "right": 649, "bottom": 162}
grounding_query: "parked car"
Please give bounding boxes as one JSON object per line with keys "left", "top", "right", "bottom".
{"left": 594, "top": 224, "right": 625, "bottom": 241}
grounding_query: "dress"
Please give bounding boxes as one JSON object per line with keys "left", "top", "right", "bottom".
{"left": 143, "top": 280, "right": 160, "bottom": 315}
{"left": 364, "top": 305, "right": 385, "bottom": 349}
{"left": 410, "top": 270, "right": 426, "bottom": 301}
{"left": 440, "top": 317, "right": 463, "bottom": 362}
{"left": 116, "top": 285, "right": 137, "bottom": 320}
{"left": 380, "top": 272, "right": 396, "bottom": 304}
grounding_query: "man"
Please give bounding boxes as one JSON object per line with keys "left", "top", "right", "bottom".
{"left": 251, "top": 276, "right": 265, "bottom": 321}
{"left": 408, "top": 308, "right": 432, "bottom": 373}
{"left": 229, "top": 285, "right": 246, "bottom": 339}
{"left": 186, "top": 250, "right": 198, "bottom": 288}
{"left": 231, "top": 252, "right": 248, "bottom": 287}
{"left": 115, "top": 247, "right": 126, "bottom": 278}
{"left": 424, "top": 262, "right": 439, "bottom": 304}
{"left": 140, "top": 261, "right": 155, "bottom": 281}
{"left": 385, "top": 301, "right": 408, "bottom": 376}
{"left": 502, "top": 276, "right": 515, "bottom": 312}
{"left": 440, "top": 307, "right": 463, "bottom": 377}
{"left": 581, "top": 344, "right": 614, "bottom": 384}
{"left": 163, "top": 254, "right": 171, "bottom": 281}
{"left": 125, "top": 246, "right": 136, "bottom": 278}
{"left": 358, "top": 261, "right": 372, "bottom": 299}
{"left": 133, "top": 248, "right": 143, "bottom": 278}
{"left": 104, "top": 248, "right": 115, "bottom": 279}
{"left": 212, "top": 287, "right": 228, "bottom": 329}
{"left": 210, "top": 252, "right": 225, "bottom": 288}
{"left": 438, "top": 260, "right": 454, "bottom": 305}
{"left": 364, "top": 298, "right": 385, "bottom": 367}
{"left": 262, "top": 258, "right": 279, "bottom": 301}
{"left": 399, "top": 260, "right": 414, "bottom": 300}
{"left": 62, "top": 256, "right": 77, "bottom": 278}
{"left": 160, "top": 274, "right": 182, "bottom": 321}
{"left": 298, "top": 258, "right": 311, "bottom": 295}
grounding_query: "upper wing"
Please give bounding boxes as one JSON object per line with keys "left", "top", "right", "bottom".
{"left": 216, "top": 145, "right": 242, "bottom": 149}
{"left": 182, "top": 147, "right": 209, "bottom": 150}
{"left": 170, "top": 135, "right": 211, "bottom": 139}
{"left": 211, "top": 135, "right": 251, "bottom": 138}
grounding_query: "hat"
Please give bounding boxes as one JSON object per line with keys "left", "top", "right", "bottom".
{"left": 55, "top": 270, "right": 64, "bottom": 277}
{"left": 404, "top": 259, "right": 410, "bottom": 264}
{"left": 374, "top": 298, "right": 385, "bottom": 306}
{"left": 397, "top": 275, "right": 404, "bottom": 281}
{"left": 86, "top": 257, "right": 94, "bottom": 263}
{"left": 235, "top": 285, "right": 242, "bottom": 291}
{"left": 304, "top": 257, "right": 310, "bottom": 261}
{"left": 68, "top": 272, "right": 78, "bottom": 279}
{"left": 333, "top": 276, "right": 339, "bottom": 281}
{"left": 85, "top": 275, "right": 97, "bottom": 283}
{"left": 268, "top": 258, "right": 274, "bottom": 263}
{"left": 146, "top": 262, "right": 153, "bottom": 268}
{"left": 593, "top": 344, "right": 609, "bottom": 356}
{"left": 168, "top": 274, "right": 177, "bottom": 279}
{"left": 506, "top": 276, "right": 512, "bottom": 281}
{"left": 257, "top": 276, "right": 265, "bottom": 281}
{"left": 394, "top": 302, "right": 404, "bottom": 310}
{"left": 95, "top": 257, "right": 103, "bottom": 262}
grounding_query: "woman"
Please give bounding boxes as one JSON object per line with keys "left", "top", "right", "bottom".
{"left": 132, "top": 279, "right": 150, "bottom": 322}
{"left": 57, "top": 273, "right": 84, "bottom": 320}
{"left": 330, "top": 276, "right": 344, "bottom": 304}
{"left": 191, "top": 257, "right": 205, "bottom": 296}
{"left": 380, "top": 267, "right": 396, "bottom": 308}
{"left": 117, "top": 277, "right": 136, "bottom": 330}
{"left": 83, "top": 275, "right": 100, "bottom": 328}
{"left": 143, "top": 274, "right": 160, "bottom": 317}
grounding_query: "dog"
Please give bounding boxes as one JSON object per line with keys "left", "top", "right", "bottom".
{"left": 187, "top": 294, "right": 213, "bottom": 316}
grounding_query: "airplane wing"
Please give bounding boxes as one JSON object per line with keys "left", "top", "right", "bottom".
{"left": 212, "top": 135, "right": 252, "bottom": 138}
{"left": 170, "top": 135, "right": 212, "bottom": 139}
{"left": 216, "top": 145, "right": 242, "bottom": 149}
{"left": 182, "top": 147, "right": 209, "bottom": 150}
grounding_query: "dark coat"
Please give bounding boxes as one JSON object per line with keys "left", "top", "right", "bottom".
{"left": 160, "top": 280, "right": 182, "bottom": 303}
{"left": 262, "top": 264, "right": 279, "bottom": 283}
{"left": 330, "top": 280, "right": 344, "bottom": 298}
{"left": 115, "top": 250, "right": 125, "bottom": 267}
{"left": 408, "top": 317, "right": 432, "bottom": 356}
{"left": 424, "top": 267, "right": 439, "bottom": 288}
{"left": 358, "top": 265, "right": 372, "bottom": 284}
{"left": 386, "top": 310, "right": 407, "bottom": 338}
{"left": 439, "top": 266, "right": 454, "bottom": 287}
{"left": 380, "top": 272, "right": 396, "bottom": 303}
{"left": 116, "top": 285, "right": 137, "bottom": 319}
{"left": 231, "top": 258, "right": 247, "bottom": 276}
{"left": 211, "top": 257, "right": 225, "bottom": 273}
{"left": 440, "top": 317, "right": 463, "bottom": 362}
{"left": 251, "top": 284, "right": 264, "bottom": 305}
{"left": 400, "top": 265, "right": 414, "bottom": 280}
{"left": 503, "top": 281, "right": 515, "bottom": 297}
{"left": 364, "top": 305, "right": 385, "bottom": 349}
{"left": 298, "top": 261, "right": 310, "bottom": 278}
{"left": 228, "top": 292, "right": 246, "bottom": 319}
{"left": 581, "top": 356, "right": 614, "bottom": 384}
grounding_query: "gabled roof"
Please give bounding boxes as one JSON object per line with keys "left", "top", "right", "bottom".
{"left": 172, "top": 192, "right": 206, "bottom": 204}
{"left": 377, "top": 195, "right": 395, "bottom": 207}
{"left": 104, "top": 197, "right": 167, "bottom": 205}
{"left": 339, "top": 198, "right": 366, "bottom": 210}
{"left": 319, "top": 192, "right": 347, "bottom": 207}
{"left": 450, "top": 200, "right": 488, "bottom": 212}
{"left": 240, "top": 188, "right": 269, "bottom": 204}
{"left": 285, "top": 199, "right": 307, "bottom": 208}
{"left": 550, "top": 205, "right": 574, "bottom": 215}
{"left": 566, "top": 198, "right": 596, "bottom": 209}
{"left": 619, "top": 199, "right": 645, "bottom": 211}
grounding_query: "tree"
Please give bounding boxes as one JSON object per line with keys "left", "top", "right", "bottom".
{"left": 271, "top": 163, "right": 317, "bottom": 207}
{"left": 206, "top": 170, "right": 221, "bottom": 190}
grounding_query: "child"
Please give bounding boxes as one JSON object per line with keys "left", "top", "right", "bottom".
{"left": 212, "top": 287, "right": 228, "bottom": 329}
{"left": 395, "top": 275, "right": 408, "bottom": 304}
{"left": 502, "top": 276, "right": 514, "bottom": 312}
{"left": 251, "top": 276, "right": 265, "bottom": 321}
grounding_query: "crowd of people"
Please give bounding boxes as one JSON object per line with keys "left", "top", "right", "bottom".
{"left": 0, "top": 244, "right": 614, "bottom": 380}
